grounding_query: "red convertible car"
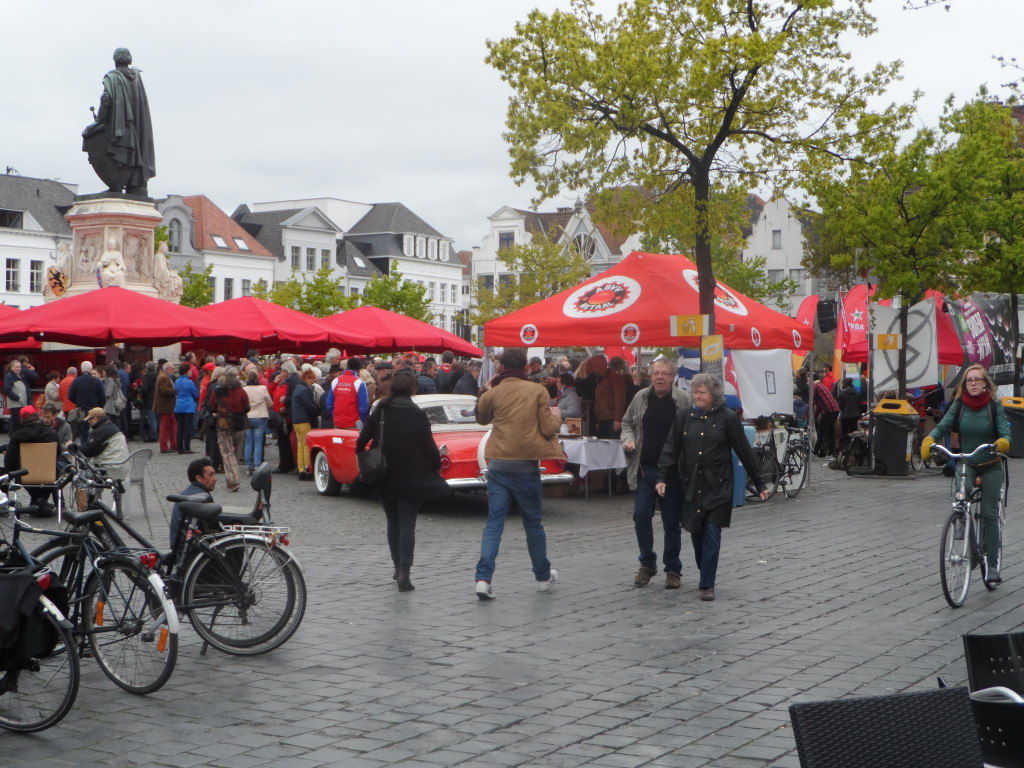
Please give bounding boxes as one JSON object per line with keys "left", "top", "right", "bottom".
{"left": 306, "top": 394, "right": 574, "bottom": 496}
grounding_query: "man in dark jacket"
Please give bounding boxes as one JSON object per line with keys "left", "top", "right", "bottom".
{"left": 416, "top": 359, "right": 439, "bottom": 395}
{"left": 3, "top": 405, "right": 57, "bottom": 517}
{"left": 138, "top": 361, "right": 158, "bottom": 442}
{"left": 170, "top": 457, "right": 217, "bottom": 558}
{"left": 454, "top": 361, "right": 481, "bottom": 397}
{"left": 67, "top": 361, "right": 105, "bottom": 443}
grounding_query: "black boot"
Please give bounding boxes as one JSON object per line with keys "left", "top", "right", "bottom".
{"left": 392, "top": 561, "right": 399, "bottom": 581}
{"left": 397, "top": 567, "right": 414, "bottom": 592}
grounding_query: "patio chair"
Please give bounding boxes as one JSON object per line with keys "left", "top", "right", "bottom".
{"left": 788, "top": 687, "right": 984, "bottom": 768}
{"left": 963, "top": 632, "right": 1024, "bottom": 768}
{"left": 105, "top": 448, "right": 152, "bottom": 521}
{"left": 16, "top": 441, "right": 60, "bottom": 515}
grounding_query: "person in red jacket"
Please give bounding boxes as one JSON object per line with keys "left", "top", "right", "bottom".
{"left": 327, "top": 359, "right": 369, "bottom": 429}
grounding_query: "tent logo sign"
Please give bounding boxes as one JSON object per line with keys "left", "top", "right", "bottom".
{"left": 620, "top": 323, "right": 640, "bottom": 345}
{"left": 519, "top": 324, "right": 539, "bottom": 344}
{"left": 681, "top": 270, "right": 749, "bottom": 317}
{"left": 562, "top": 277, "right": 641, "bottom": 318}
{"left": 751, "top": 327, "right": 761, "bottom": 347}
{"left": 792, "top": 329, "right": 802, "bottom": 348}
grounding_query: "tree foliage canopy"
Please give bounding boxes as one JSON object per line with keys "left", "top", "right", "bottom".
{"left": 178, "top": 262, "right": 214, "bottom": 308}
{"left": 359, "top": 267, "right": 432, "bottom": 322}
{"left": 487, "top": 0, "right": 909, "bottom": 325}
{"left": 470, "top": 229, "right": 592, "bottom": 325}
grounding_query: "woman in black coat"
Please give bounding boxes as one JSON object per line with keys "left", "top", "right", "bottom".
{"left": 656, "top": 373, "right": 770, "bottom": 602}
{"left": 356, "top": 370, "right": 446, "bottom": 592}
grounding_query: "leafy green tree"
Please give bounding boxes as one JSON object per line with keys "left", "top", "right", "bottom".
{"left": 805, "top": 121, "right": 979, "bottom": 392}
{"left": 179, "top": 262, "right": 214, "bottom": 308}
{"left": 154, "top": 225, "right": 168, "bottom": 254}
{"left": 470, "top": 230, "right": 591, "bottom": 325}
{"left": 487, "top": 0, "right": 909, "bottom": 330}
{"left": 267, "top": 273, "right": 304, "bottom": 310}
{"left": 942, "top": 96, "right": 1024, "bottom": 391}
{"left": 297, "top": 266, "right": 353, "bottom": 317}
{"left": 360, "top": 267, "right": 432, "bottom": 321}
{"left": 250, "top": 279, "right": 270, "bottom": 301}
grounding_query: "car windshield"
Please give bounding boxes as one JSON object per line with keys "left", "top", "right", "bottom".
{"left": 420, "top": 403, "right": 478, "bottom": 425}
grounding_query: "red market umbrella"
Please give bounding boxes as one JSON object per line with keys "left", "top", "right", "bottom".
{"left": 0, "top": 305, "right": 38, "bottom": 350}
{"left": 0, "top": 287, "right": 238, "bottom": 347}
{"left": 321, "top": 306, "right": 482, "bottom": 357}
{"left": 484, "top": 251, "right": 812, "bottom": 351}
{"left": 196, "top": 296, "right": 376, "bottom": 351}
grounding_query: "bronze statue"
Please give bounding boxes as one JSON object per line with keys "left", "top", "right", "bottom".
{"left": 82, "top": 48, "right": 156, "bottom": 197}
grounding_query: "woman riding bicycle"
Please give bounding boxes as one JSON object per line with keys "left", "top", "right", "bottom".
{"left": 922, "top": 364, "right": 1010, "bottom": 582}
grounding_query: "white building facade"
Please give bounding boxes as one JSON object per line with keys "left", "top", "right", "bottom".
{"left": 741, "top": 196, "right": 814, "bottom": 316}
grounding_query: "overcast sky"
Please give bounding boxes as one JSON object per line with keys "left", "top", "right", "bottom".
{"left": 2, "top": 0, "right": 1021, "bottom": 251}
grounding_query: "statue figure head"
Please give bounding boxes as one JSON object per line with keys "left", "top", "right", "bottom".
{"left": 113, "top": 48, "right": 132, "bottom": 67}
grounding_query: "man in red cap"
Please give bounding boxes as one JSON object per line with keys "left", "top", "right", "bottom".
{"left": 3, "top": 405, "right": 57, "bottom": 517}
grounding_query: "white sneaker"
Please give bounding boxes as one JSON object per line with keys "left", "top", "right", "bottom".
{"left": 475, "top": 580, "right": 494, "bottom": 600}
{"left": 536, "top": 569, "right": 559, "bottom": 592}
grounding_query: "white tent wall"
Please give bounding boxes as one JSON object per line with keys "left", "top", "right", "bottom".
{"left": 731, "top": 349, "right": 795, "bottom": 418}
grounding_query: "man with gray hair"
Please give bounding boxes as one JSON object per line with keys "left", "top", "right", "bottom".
{"left": 454, "top": 360, "right": 482, "bottom": 397}
{"left": 621, "top": 359, "right": 690, "bottom": 589}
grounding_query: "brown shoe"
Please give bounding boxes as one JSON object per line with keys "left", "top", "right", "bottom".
{"left": 700, "top": 588, "right": 715, "bottom": 602}
{"left": 665, "top": 572, "right": 681, "bottom": 589}
{"left": 633, "top": 567, "right": 656, "bottom": 587}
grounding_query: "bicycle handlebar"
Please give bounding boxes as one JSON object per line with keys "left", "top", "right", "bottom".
{"left": 930, "top": 443, "right": 999, "bottom": 462}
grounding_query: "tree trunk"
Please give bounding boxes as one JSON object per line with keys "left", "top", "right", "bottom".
{"left": 692, "top": 171, "right": 716, "bottom": 334}
{"left": 1013, "top": 292, "right": 1021, "bottom": 397}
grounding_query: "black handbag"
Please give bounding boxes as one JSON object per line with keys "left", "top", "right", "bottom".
{"left": 357, "top": 410, "right": 387, "bottom": 484}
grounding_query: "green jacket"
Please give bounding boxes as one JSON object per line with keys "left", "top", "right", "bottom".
{"left": 929, "top": 397, "right": 1010, "bottom": 466}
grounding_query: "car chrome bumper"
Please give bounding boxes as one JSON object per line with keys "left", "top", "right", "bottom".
{"left": 445, "top": 471, "right": 574, "bottom": 490}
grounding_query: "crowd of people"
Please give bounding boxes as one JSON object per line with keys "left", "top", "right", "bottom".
{"left": 2, "top": 347, "right": 773, "bottom": 601}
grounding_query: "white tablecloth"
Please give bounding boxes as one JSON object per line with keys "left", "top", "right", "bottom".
{"left": 560, "top": 438, "right": 627, "bottom": 477}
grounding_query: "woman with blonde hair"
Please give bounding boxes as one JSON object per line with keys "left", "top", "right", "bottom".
{"left": 923, "top": 363, "right": 1010, "bottom": 582}
{"left": 291, "top": 368, "right": 320, "bottom": 481}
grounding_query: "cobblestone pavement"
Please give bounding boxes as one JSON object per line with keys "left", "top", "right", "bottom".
{"left": 3, "top": 442, "right": 1022, "bottom": 767}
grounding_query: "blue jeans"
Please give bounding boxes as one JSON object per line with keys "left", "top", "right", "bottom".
{"left": 475, "top": 468, "right": 551, "bottom": 583}
{"left": 141, "top": 407, "right": 157, "bottom": 441}
{"left": 244, "top": 418, "right": 268, "bottom": 468}
{"left": 692, "top": 523, "right": 722, "bottom": 589}
{"left": 633, "top": 464, "right": 682, "bottom": 574}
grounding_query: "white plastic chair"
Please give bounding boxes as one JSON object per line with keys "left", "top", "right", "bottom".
{"left": 106, "top": 448, "right": 152, "bottom": 520}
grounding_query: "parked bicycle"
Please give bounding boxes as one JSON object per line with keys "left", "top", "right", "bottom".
{"left": 33, "top": 454, "right": 305, "bottom": 657}
{"left": 931, "top": 443, "right": 1008, "bottom": 608}
{"left": 746, "top": 417, "right": 809, "bottom": 500}
{"left": 0, "top": 469, "right": 79, "bottom": 733}
{"left": 18, "top": 481, "right": 180, "bottom": 694}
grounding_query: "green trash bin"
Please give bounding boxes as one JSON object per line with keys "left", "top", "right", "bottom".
{"left": 871, "top": 399, "right": 918, "bottom": 476}
{"left": 1001, "top": 397, "right": 1024, "bottom": 458}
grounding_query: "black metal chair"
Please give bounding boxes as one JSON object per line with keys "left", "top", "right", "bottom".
{"left": 963, "top": 632, "right": 1024, "bottom": 768}
{"left": 788, "top": 687, "right": 984, "bottom": 768}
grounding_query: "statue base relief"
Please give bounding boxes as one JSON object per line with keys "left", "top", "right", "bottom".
{"left": 59, "top": 195, "right": 182, "bottom": 303}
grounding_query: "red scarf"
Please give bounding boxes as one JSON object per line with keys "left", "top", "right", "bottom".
{"left": 961, "top": 389, "right": 991, "bottom": 411}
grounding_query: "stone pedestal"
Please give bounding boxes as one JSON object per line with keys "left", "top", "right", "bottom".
{"left": 59, "top": 195, "right": 174, "bottom": 301}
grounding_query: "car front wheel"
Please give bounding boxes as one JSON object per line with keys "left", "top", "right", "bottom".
{"left": 313, "top": 451, "right": 342, "bottom": 496}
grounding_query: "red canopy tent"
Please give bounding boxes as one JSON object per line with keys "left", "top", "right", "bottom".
{"left": 321, "top": 306, "right": 482, "bottom": 357}
{"left": 0, "top": 287, "right": 237, "bottom": 347}
{"left": 484, "top": 252, "right": 812, "bottom": 351}
{"left": 195, "top": 296, "right": 376, "bottom": 352}
{"left": 0, "top": 305, "right": 39, "bottom": 350}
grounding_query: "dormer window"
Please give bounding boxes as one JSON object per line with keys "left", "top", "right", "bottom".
{"left": 428, "top": 239, "right": 437, "bottom": 260}
{"left": 416, "top": 236, "right": 426, "bottom": 258}
{"left": 211, "top": 235, "right": 228, "bottom": 249}
{"left": 234, "top": 237, "right": 250, "bottom": 251}
{"left": 168, "top": 218, "right": 182, "bottom": 252}
{"left": 403, "top": 234, "right": 414, "bottom": 257}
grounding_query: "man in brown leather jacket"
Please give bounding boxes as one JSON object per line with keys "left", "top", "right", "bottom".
{"left": 473, "top": 347, "right": 564, "bottom": 600}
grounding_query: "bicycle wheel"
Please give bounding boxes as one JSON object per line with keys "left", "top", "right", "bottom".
{"left": 910, "top": 435, "right": 925, "bottom": 472}
{"left": 780, "top": 442, "right": 809, "bottom": 499}
{"left": 0, "top": 601, "right": 79, "bottom": 733}
{"left": 85, "top": 561, "right": 178, "bottom": 694}
{"left": 940, "top": 509, "right": 971, "bottom": 608}
{"left": 183, "top": 538, "right": 305, "bottom": 656}
{"left": 746, "top": 447, "right": 780, "bottom": 501}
